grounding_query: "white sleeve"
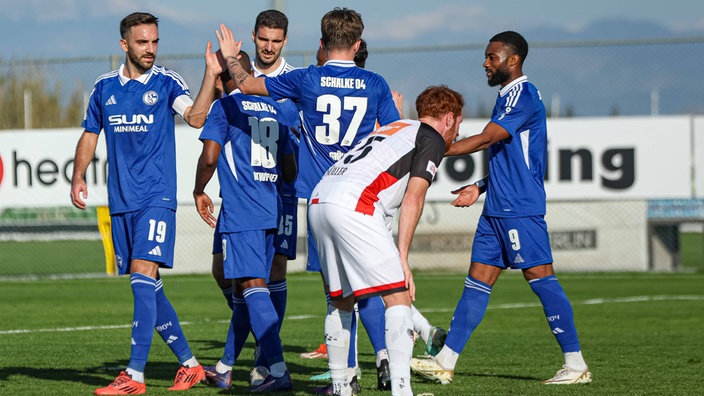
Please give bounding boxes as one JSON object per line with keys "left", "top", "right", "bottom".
{"left": 173, "top": 94, "right": 194, "bottom": 118}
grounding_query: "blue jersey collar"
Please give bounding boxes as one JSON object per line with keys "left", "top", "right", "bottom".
{"left": 499, "top": 75, "right": 528, "bottom": 97}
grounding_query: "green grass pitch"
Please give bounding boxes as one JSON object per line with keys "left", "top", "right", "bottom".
{"left": 1, "top": 270, "right": 702, "bottom": 395}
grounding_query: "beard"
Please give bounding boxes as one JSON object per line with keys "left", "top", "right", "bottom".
{"left": 487, "top": 66, "right": 510, "bottom": 87}
{"left": 128, "top": 51, "right": 154, "bottom": 75}
{"left": 257, "top": 50, "right": 278, "bottom": 67}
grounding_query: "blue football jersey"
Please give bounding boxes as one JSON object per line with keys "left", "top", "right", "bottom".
{"left": 82, "top": 65, "right": 191, "bottom": 214}
{"left": 252, "top": 58, "right": 300, "bottom": 199}
{"left": 484, "top": 76, "right": 547, "bottom": 217}
{"left": 199, "top": 93, "right": 295, "bottom": 233}
{"left": 264, "top": 60, "right": 400, "bottom": 199}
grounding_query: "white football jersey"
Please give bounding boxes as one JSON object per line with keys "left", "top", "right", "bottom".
{"left": 310, "top": 119, "right": 446, "bottom": 218}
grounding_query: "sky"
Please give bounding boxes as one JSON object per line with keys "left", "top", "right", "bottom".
{"left": 1, "top": 0, "right": 703, "bottom": 116}
{"left": 1, "top": 0, "right": 703, "bottom": 58}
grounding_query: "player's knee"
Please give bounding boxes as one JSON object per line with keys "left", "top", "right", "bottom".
{"left": 329, "top": 295, "right": 355, "bottom": 312}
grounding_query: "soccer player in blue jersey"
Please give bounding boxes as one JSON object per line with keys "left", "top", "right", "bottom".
{"left": 70, "top": 12, "right": 222, "bottom": 395}
{"left": 193, "top": 48, "right": 296, "bottom": 393}
{"left": 216, "top": 8, "right": 402, "bottom": 391}
{"left": 410, "top": 31, "right": 592, "bottom": 386}
{"left": 203, "top": 10, "right": 300, "bottom": 388}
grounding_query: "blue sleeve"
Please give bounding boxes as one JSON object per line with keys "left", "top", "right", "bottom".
{"left": 491, "top": 92, "right": 532, "bottom": 137}
{"left": 199, "top": 100, "right": 228, "bottom": 146}
{"left": 376, "top": 77, "right": 400, "bottom": 125}
{"left": 81, "top": 82, "right": 103, "bottom": 133}
{"left": 168, "top": 69, "right": 191, "bottom": 115}
{"left": 265, "top": 68, "right": 308, "bottom": 101}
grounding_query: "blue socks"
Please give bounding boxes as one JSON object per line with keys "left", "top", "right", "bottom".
{"left": 154, "top": 278, "right": 194, "bottom": 365}
{"left": 226, "top": 296, "right": 250, "bottom": 365}
{"left": 221, "top": 286, "right": 234, "bottom": 310}
{"left": 358, "top": 296, "right": 386, "bottom": 355}
{"left": 128, "top": 273, "right": 157, "bottom": 372}
{"left": 348, "top": 308, "right": 358, "bottom": 368}
{"left": 268, "top": 279, "right": 287, "bottom": 332}
{"left": 244, "top": 287, "right": 284, "bottom": 366}
{"left": 529, "top": 275, "right": 581, "bottom": 353}
{"left": 445, "top": 276, "right": 492, "bottom": 354}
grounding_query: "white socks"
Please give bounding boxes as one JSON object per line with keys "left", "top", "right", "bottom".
{"left": 410, "top": 304, "right": 432, "bottom": 344}
{"left": 434, "top": 346, "right": 460, "bottom": 370}
{"left": 565, "top": 351, "right": 588, "bottom": 371}
{"left": 325, "top": 307, "right": 354, "bottom": 395}
{"left": 385, "top": 305, "right": 414, "bottom": 396}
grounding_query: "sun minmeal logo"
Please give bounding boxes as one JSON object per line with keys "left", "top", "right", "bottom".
{"left": 143, "top": 91, "right": 158, "bottom": 106}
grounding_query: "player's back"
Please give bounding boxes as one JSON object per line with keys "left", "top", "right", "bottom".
{"left": 200, "top": 93, "right": 293, "bottom": 232}
{"left": 311, "top": 120, "right": 445, "bottom": 218}
{"left": 265, "top": 60, "right": 400, "bottom": 199}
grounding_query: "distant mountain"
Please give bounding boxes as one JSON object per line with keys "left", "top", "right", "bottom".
{"left": 2, "top": 15, "right": 702, "bottom": 116}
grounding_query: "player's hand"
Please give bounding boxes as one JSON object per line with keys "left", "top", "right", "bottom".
{"left": 215, "top": 24, "right": 242, "bottom": 61}
{"left": 204, "top": 40, "right": 223, "bottom": 78}
{"left": 392, "top": 90, "right": 404, "bottom": 118}
{"left": 194, "top": 192, "right": 217, "bottom": 228}
{"left": 402, "top": 259, "right": 416, "bottom": 302}
{"left": 450, "top": 184, "right": 480, "bottom": 207}
{"left": 70, "top": 179, "right": 88, "bottom": 210}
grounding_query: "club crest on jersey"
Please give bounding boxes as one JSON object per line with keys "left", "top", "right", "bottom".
{"left": 143, "top": 91, "right": 158, "bottom": 105}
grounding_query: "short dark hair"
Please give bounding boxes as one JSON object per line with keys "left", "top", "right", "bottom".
{"left": 254, "top": 9, "right": 289, "bottom": 36}
{"left": 219, "top": 51, "right": 251, "bottom": 95}
{"left": 120, "top": 12, "right": 158, "bottom": 39}
{"left": 321, "top": 7, "right": 363, "bottom": 50}
{"left": 416, "top": 85, "right": 464, "bottom": 119}
{"left": 489, "top": 31, "right": 528, "bottom": 64}
{"left": 354, "top": 39, "right": 368, "bottom": 68}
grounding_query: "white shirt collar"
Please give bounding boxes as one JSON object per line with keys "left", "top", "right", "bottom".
{"left": 251, "top": 57, "right": 289, "bottom": 78}
{"left": 118, "top": 63, "right": 153, "bottom": 85}
{"left": 323, "top": 60, "right": 356, "bottom": 67}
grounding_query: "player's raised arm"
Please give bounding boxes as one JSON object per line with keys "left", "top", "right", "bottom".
{"left": 216, "top": 24, "right": 268, "bottom": 96}
{"left": 183, "top": 40, "right": 223, "bottom": 128}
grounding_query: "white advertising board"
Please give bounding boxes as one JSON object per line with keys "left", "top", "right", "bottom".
{"left": 427, "top": 115, "right": 694, "bottom": 201}
{"left": 0, "top": 116, "right": 697, "bottom": 208}
{"left": 695, "top": 116, "right": 704, "bottom": 199}
{"left": 0, "top": 127, "right": 218, "bottom": 210}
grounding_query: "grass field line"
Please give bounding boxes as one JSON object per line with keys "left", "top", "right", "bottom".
{"left": 2, "top": 294, "right": 702, "bottom": 336}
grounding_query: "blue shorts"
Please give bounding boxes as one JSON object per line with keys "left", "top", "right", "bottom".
{"left": 471, "top": 215, "right": 553, "bottom": 269}
{"left": 111, "top": 207, "right": 176, "bottom": 275}
{"left": 305, "top": 220, "right": 321, "bottom": 272}
{"left": 275, "top": 195, "right": 298, "bottom": 259}
{"left": 221, "top": 229, "right": 276, "bottom": 281}
{"left": 212, "top": 212, "right": 223, "bottom": 255}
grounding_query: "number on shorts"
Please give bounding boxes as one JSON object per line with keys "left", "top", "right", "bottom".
{"left": 279, "top": 214, "right": 294, "bottom": 236}
{"left": 248, "top": 117, "right": 279, "bottom": 169}
{"left": 148, "top": 219, "right": 167, "bottom": 243}
{"left": 315, "top": 95, "right": 367, "bottom": 146}
{"left": 508, "top": 228, "right": 521, "bottom": 251}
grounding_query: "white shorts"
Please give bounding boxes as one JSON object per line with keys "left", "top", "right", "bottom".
{"left": 308, "top": 202, "right": 406, "bottom": 299}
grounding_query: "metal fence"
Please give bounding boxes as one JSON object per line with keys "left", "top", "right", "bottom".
{"left": 1, "top": 38, "right": 702, "bottom": 277}
{"left": 2, "top": 37, "right": 704, "bottom": 129}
